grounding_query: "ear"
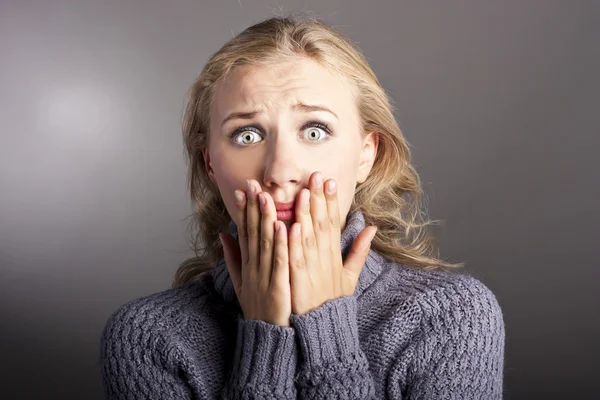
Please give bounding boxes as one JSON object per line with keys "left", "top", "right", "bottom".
{"left": 356, "top": 132, "right": 379, "bottom": 184}
{"left": 201, "top": 147, "right": 216, "bottom": 184}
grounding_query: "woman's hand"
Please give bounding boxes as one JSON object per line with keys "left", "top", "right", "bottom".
{"left": 219, "top": 179, "right": 292, "bottom": 327}
{"left": 289, "top": 171, "right": 377, "bottom": 316}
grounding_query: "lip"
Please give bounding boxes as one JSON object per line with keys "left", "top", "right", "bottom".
{"left": 276, "top": 209, "right": 295, "bottom": 221}
{"left": 274, "top": 201, "right": 296, "bottom": 211}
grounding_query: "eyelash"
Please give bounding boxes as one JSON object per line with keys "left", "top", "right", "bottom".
{"left": 227, "top": 121, "right": 333, "bottom": 145}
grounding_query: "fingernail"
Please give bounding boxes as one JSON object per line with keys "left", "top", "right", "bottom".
{"left": 234, "top": 190, "right": 244, "bottom": 205}
{"left": 327, "top": 180, "right": 336, "bottom": 194}
{"left": 258, "top": 193, "right": 266, "bottom": 211}
{"left": 246, "top": 179, "right": 255, "bottom": 195}
{"left": 314, "top": 172, "right": 323, "bottom": 189}
{"left": 369, "top": 227, "right": 377, "bottom": 242}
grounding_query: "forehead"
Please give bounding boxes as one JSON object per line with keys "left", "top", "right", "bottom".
{"left": 211, "top": 58, "right": 356, "bottom": 116}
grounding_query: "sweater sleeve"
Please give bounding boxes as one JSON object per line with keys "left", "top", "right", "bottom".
{"left": 290, "top": 295, "right": 376, "bottom": 399}
{"left": 221, "top": 315, "right": 298, "bottom": 399}
{"left": 401, "top": 278, "right": 506, "bottom": 399}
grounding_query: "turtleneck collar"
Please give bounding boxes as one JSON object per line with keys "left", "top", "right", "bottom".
{"left": 210, "top": 210, "right": 386, "bottom": 305}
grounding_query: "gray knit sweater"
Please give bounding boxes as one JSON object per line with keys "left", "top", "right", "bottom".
{"left": 100, "top": 210, "right": 505, "bottom": 399}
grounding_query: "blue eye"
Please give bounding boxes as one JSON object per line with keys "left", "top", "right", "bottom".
{"left": 228, "top": 121, "right": 333, "bottom": 146}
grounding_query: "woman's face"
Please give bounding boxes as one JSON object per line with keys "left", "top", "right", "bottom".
{"left": 202, "top": 57, "right": 378, "bottom": 232}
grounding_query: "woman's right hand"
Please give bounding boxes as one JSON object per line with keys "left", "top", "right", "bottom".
{"left": 219, "top": 179, "right": 292, "bottom": 327}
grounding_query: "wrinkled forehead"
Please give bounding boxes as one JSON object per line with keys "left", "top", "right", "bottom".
{"left": 211, "top": 59, "right": 357, "bottom": 118}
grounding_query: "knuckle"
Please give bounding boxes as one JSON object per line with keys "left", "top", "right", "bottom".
{"left": 330, "top": 214, "right": 341, "bottom": 228}
{"left": 317, "top": 218, "right": 330, "bottom": 232}
{"left": 247, "top": 226, "right": 259, "bottom": 238}
{"left": 293, "top": 257, "right": 306, "bottom": 269}
{"left": 260, "top": 237, "right": 271, "bottom": 252}
{"left": 304, "top": 235, "right": 316, "bottom": 247}
{"left": 274, "top": 254, "right": 286, "bottom": 267}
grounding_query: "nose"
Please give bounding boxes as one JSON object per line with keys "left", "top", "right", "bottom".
{"left": 262, "top": 136, "right": 302, "bottom": 190}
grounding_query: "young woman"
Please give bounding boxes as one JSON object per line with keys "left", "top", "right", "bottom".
{"left": 101, "top": 16, "right": 505, "bottom": 399}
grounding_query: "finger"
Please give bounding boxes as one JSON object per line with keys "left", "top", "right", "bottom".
{"left": 246, "top": 179, "right": 261, "bottom": 280}
{"left": 295, "top": 188, "right": 318, "bottom": 272}
{"left": 344, "top": 227, "right": 377, "bottom": 277}
{"left": 324, "top": 179, "right": 342, "bottom": 258}
{"left": 259, "top": 191, "right": 276, "bottom": 288}
{"left": 288, "top": 221, "right": 306, "bottom": 274}
{"left": 309, "top": 172, "right": 331, "bottom": 257}
{"left": 233, "top": 189, "right": 248, "bottom": 280}
{"left": 271, "top": 220, "right": 289, "bottom": 291}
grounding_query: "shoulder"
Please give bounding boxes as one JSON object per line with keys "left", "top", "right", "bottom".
{"left": 366, "top": 261, "right": 505, "bottom": 333}
{"left": 362, "top": 263, "right": 506, "bottom": 397}
{"left": 100, "top": 276, "right": 219, "bottom": 352}
{"left": 378, "top": 261, "right": 501, "bottom": 305}
{"left": 365, "top": 262, "right": 505, "bottom": 371}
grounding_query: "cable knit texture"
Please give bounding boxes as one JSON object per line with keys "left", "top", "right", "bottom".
{"left": 100, "top": 210, "right": 505, "bottom": 399}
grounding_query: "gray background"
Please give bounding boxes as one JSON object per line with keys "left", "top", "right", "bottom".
{"left": 1, "top": 0, "right": 598, "bottom": 399}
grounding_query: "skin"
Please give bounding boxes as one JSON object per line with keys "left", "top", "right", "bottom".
{"left": 203, "top": 56, "right": 379, "bottom": 325}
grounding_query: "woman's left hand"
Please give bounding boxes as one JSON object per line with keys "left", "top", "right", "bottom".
{"left": 289, "top": 171, "right": 378, "bottom": 316}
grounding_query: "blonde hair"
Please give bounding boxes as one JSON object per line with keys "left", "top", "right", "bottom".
{"left": 173, "top": 15, "right": 464, "bottom": 288}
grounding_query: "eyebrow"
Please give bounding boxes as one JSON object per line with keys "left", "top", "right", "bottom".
{"left": 221, "top": 102, "right": 338, "bottom": 127}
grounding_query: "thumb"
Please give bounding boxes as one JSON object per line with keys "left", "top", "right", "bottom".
{"left": 219, "top": 232, "right": 242, "bottom": 295}
{"left": 343, "top": 226, "right": 377, "bottom": 277}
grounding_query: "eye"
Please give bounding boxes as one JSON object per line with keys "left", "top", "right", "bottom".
{"left": 227, "top": 121, "right": 332, "bottom": 146}
{"left": 229, "top": 127, "right": 263, "bottom": 145}
{"left": 301, "top": 122, "right": 332, "bottom": 142}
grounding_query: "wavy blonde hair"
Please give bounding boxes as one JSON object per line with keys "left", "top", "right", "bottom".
{"left": 173, "top": 15, "right": 464, "bottom": 288}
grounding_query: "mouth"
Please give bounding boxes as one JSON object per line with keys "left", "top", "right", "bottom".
{"left": 274, "top": 200, "right": 295, "bottom": 211}
{"left": 276, "top": 209, "right": 296, "bottom": 221}
{"left": 274, "top": 200, "right": 296, "bottom": 221}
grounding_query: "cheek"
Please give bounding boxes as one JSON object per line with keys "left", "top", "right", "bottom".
{"left": 336, "top": 177, "right": 356, "bottom": 216}
{"left": 212, "top": 168, "right": 245, "bottom": 221}
{"left": 330, "top": 154, "right": 355, "bottom": 184}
